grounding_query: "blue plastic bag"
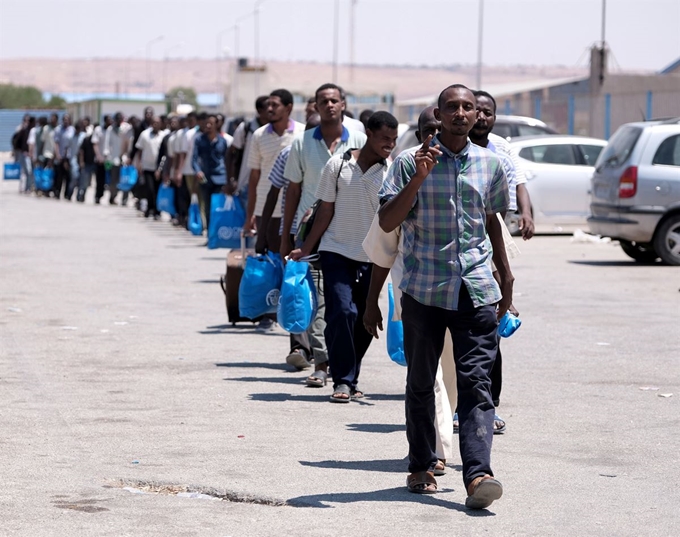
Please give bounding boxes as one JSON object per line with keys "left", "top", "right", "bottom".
{"left": 207, "top": 194, "right": 245, "bottom": 249}
{"left": 277, "top": 259, "right": 318, "bottom": 334}
{"left": 498, "top": 311, "right": 522, "bottom": 338}
{"left": 34, "top": 167, "right": 54, "bottom": 191}
{"left": 386, "top": 283, "right": 407, "bottom": 366}
{"left": 156, "top": 183, "right": 177, "bottom": 216}
{"left": 3, "top": 162, "right": 20, "bottom": 180}
{"left": 239, "top": 253, "right": 284, "bottom": 319}
{"left": 188, "top": 202, "right": 203, "bottom": 236}
{"left": 118, "top": 166, "right": 138, "bottom": 192}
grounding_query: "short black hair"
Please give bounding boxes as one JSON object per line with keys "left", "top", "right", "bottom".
{"left": 255, "top": 95, "right": 269, "bottom": 111}
{"left": 197, "top": 112, "right": 208, "bottom": 121}
{"left": 207, "top": 114, "right": 218, "bottom": 122}
{"left": 270, "top": 88, "right": 293, "bottom": 108}
{"left": 315, "top": 83, "right": 346, "bottom": 102}
{"left": 367, "top": 111, "right": 398, "bottom": 132}
{"left": 187, "top": 111, "right": 197, "bottom": 119}
{"left": 437, "top": 84, "right": 472, "bottom": 108}
{"left": 103, "top": 114, "right": 111, "bottom": 121}
{"left": 307, "top": 96, "right": 316, "bottom": 104}
{"left": 472, "top": 90, "right": 497, "bottom": 113}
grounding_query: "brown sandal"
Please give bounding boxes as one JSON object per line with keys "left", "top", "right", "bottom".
{"left": 407, "top": 471, "right": 438, "bottom": 494}
{"left": 465, "top": 475, "right": 503, "bottom": 509}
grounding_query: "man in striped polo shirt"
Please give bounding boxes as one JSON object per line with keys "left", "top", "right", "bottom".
{"left": 290, "top": 112, "right": 399, "bottom": 402}
{"left": 245, "top": 89, "right": 305, "bottom": 255}
{"left": 378, "top": 84, "right": 514, "bottom": 509}
{"left": 281, "top": 84, "right": 366, "bottom": 382}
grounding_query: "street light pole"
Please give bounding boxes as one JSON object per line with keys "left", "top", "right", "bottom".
{"left": 254, "top": 0, "right": 265, "bottom": 96}
{"left": 146, "top": 35, "right": 164, "bottom": 98}
{"left": 476, "top": 0, "right": 484, "bottom": 89}
{"left": 350, "top": 0, "right": 357, "bottom": 85}
{"left": 333, "top": 0, "right": 340, "bottom": 84}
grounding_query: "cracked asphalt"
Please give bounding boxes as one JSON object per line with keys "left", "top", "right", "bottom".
{"left": 1, "top": 175, "right": 678, "bottom": 537}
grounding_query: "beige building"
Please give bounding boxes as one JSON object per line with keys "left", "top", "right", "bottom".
{"left": 494, "top": 48, "right": 680, "bottom": 139}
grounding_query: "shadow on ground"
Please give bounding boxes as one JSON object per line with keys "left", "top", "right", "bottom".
{"left": 287, "top": 486, "right": 493, "bottom": 516}
{"left": 346, "top": 423, "right": 406, "bottom": 434}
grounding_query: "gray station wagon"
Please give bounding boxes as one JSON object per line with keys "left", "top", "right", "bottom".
{"left": 588, "top": 119, "right": 680, "bottom": 265}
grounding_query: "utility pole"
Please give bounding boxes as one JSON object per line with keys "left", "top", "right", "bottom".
{"left": 349, "top": 0, "right": 357, "bottom": 85}
{"left": 146, "top": 35, "right": 164, "bottom": 98}
{"left": 333, "top": 0, "right": 340, "bottom": 83}
{"left": 599, "top": 0, "right": 607, "bottom": 83}
{"left": 476, "top": 0, "right": 484, "bottom": 89}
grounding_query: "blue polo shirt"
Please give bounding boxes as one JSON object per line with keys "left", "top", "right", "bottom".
{"left": 192, "top": 133, "right": 229, "bottom": 185}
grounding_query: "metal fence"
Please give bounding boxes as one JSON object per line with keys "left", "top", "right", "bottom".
{"left": 501, "top": 90, "right": 680, "bottom": 139}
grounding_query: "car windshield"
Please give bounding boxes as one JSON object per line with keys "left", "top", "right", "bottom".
{"left": 595, "top": 126, "right": 642, "bottom": 168}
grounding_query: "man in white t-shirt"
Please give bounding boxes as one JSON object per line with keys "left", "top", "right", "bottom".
{"left": 245, "top": 89, "right": 305, "bottom": 254}
{"left": 104, "top": 112, "right": 133, "bottom": 205}
{"left": 134, "top": 116, "right": 164, "bottom": 218}
{"left": 227, "top": 96, "right": 269, "bottom": 202}
{"left": 290, "top": 111, "right": 398, "bottom": 403}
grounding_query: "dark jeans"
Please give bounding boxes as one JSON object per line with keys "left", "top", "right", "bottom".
{"left": 491, "top": 341, "right": 502, "bottom": 407}
{"left": 143, "top": 170, "right": 159, "bottom": 216}
{"left": 95, "top": 163, "right": 106, "bottom": 202}
{"left": 255, "top": 216, "right": 281, "bottom": 254}
{"left": 53, "top": 160, "right": 70, "bottom": 199}
{"left": 320, "top": 251, "right": 373, "bottom": 390}
{"left": 174, "top": 177, "right": 190, "bottom": 225}
{"left": 109, "top": 165, "right": 121, "bottom": 203}
{"left": 402, "top": 288, "right": 498, "bottom": 490}
{"left": 200, "top": 180, "right": 223, "bottom": 229}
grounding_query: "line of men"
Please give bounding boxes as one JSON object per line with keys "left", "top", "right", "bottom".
{"left": 15, "top": 80, "right": 534, "bottom": 509}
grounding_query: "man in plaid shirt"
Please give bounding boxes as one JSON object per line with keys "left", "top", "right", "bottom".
{"left": 378, "top": 84, "right": 514, "bottom": 509}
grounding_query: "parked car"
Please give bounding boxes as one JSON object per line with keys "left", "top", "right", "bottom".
{"left": 588, "top": 118, "right": 680, "bottom": 265}
{"left": 392, "top": 115, "right": 557, "bottom": 158}
{"left": 507, "top": 136, "right": 607, "bottom": 233}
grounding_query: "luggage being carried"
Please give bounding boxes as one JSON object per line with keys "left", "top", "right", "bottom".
{"left": 219, "top": 236, "right": 262, "bottom": 325}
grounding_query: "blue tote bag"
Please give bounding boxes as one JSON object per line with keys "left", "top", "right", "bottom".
{"left": 238, "top": 253, "right": 284, "bottom": 319}
{"left": 3, "top": 162, "right": 20, "bottom": 180}
{"left": 208, "top": 194, "right": 245, "bottom": 249}
{"left": 34, "top": 167, "right": 54, "bottom": 191}
{"left": 277, "top": 259, "right": 318, "bottom": 334}
{"left": 156, "top": 183, "right": 177, "bottom": 216}
{"left": 118, "top": 166, "right": 138, "bottom": 192}
{"left": 188, "top": 202, "right": 203, "bottom": 236}
{"left": 386, "top": 283, "right": 407, "bottom": 367}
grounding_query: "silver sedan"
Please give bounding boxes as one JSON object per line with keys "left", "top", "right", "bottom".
{"left": 508, "top": 136, "right": 607, "bottom": 233}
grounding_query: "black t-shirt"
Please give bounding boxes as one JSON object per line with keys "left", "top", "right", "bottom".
{"left": 81, "top": 135, "right": 96, "bottom": 165}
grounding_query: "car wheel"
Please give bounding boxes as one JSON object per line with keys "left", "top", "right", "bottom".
{"left": 653, "top": 215, "right": 680, "bottom": 266}
{"left": 619, "top": 240, "right": 659, "bottom": 263}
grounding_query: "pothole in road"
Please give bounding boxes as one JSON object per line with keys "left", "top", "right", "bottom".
{"left": 110, "top": 479, "right": 295, "bottom": 507}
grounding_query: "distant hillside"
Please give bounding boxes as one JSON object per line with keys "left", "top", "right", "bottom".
{"left": 0, "top": 58, "right": 590, "bottom": 101}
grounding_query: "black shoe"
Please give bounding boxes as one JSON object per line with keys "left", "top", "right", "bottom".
{"left": 95, "top": 198, "right": 101, "bottom": 204}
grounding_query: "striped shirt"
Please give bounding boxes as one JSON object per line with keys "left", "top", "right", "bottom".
{"left": 284, "top": 126, "right": 367, "bottom": 233}
{"left": 267, "top": 144, "right": 297, "bottom": 235}
{"left": 379, "top": 136, "right": 510, "bottom": 310}
{"left": 247, "top": 119, "right": 305, "bottom": 218}
{"left": 487, "top": 132, "right": 526, "bottom": 211}
{"left": 316, "top": 151, "right": 389, "bottom": 262}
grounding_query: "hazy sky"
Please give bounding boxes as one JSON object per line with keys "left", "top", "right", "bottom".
{"left": 0, "top": 0, "right": 678, "bottom": 71}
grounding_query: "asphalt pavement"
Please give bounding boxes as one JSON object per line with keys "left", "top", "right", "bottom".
{"left": 1, "top": 178, "right": 678, "bottom": 537}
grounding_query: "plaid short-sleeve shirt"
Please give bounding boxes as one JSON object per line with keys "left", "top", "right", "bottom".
{"left": 379, "top": 136, "right": 510, "bottom": 310}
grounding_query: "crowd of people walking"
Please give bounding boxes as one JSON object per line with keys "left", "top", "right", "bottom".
{"left": 11, "top": 81, "right": 535, "bottom": 510}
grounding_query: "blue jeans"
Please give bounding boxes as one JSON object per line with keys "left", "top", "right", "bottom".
{"left": 320, "top": 251, "right": 373, "bottom": 389}
{"left": 19, "top": 153, "right": 33, "bottom": 192}
{"left": 78, "top": 163, "right": 96, "bottom": 201}
{"left": 401, "top": 288, "right": 498, "bottom": 490}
